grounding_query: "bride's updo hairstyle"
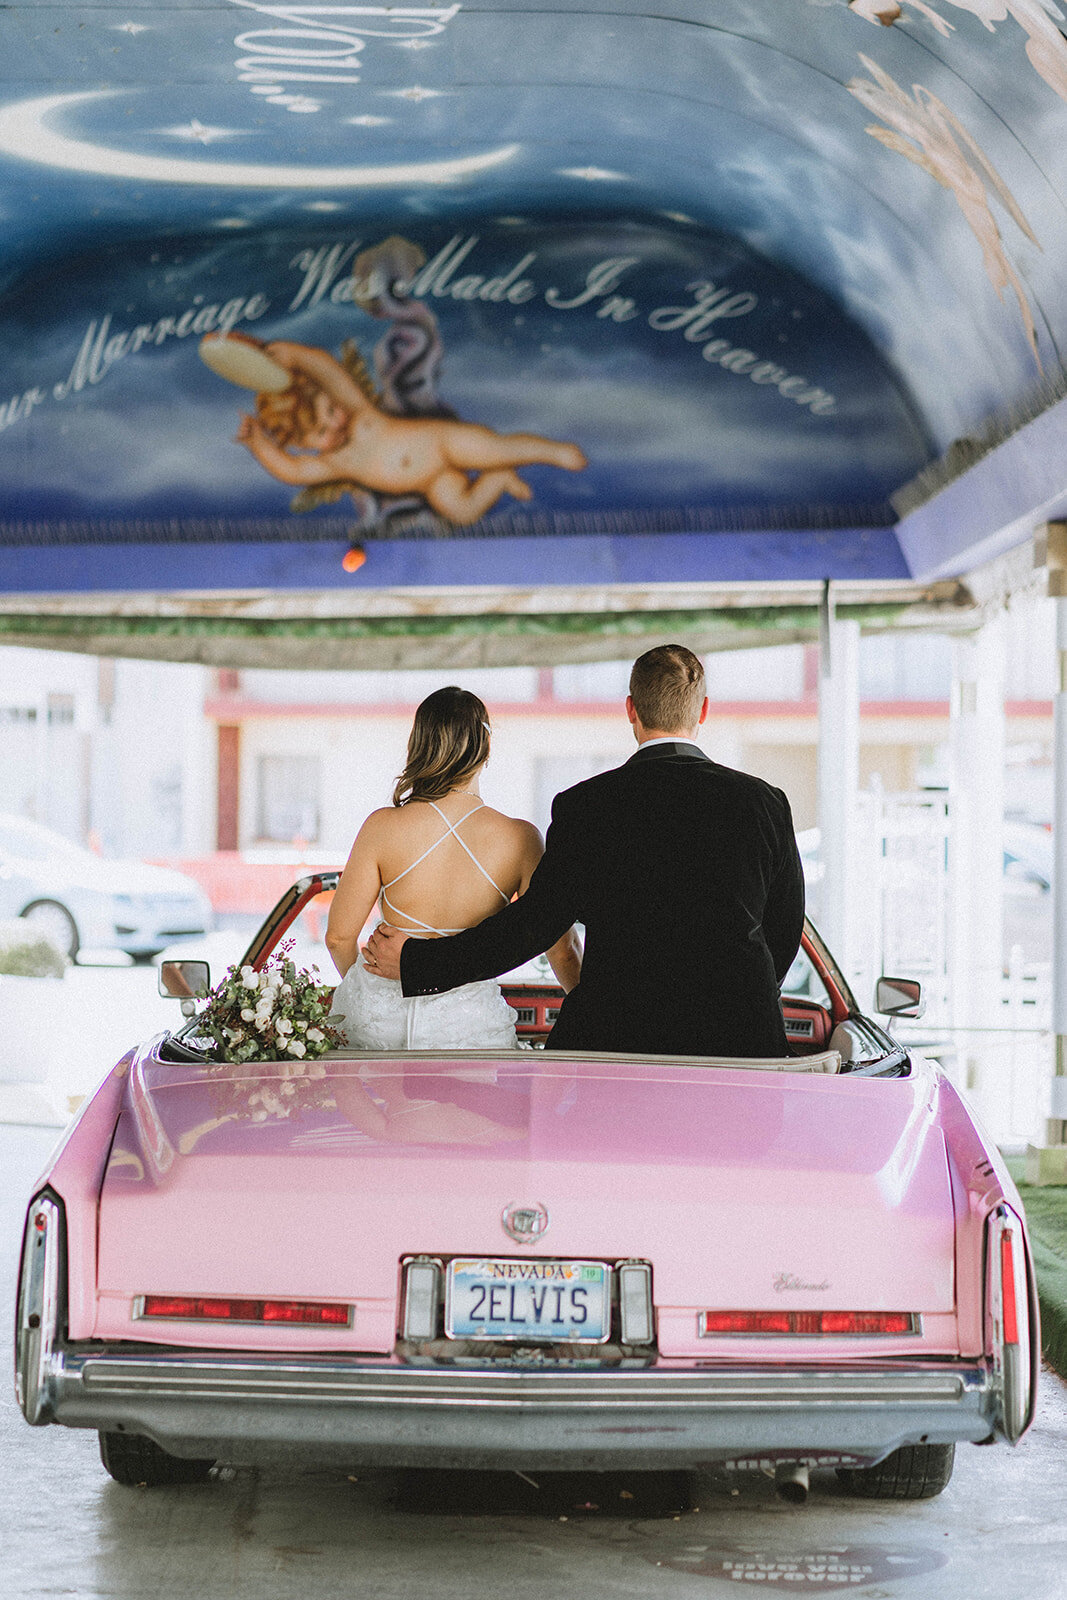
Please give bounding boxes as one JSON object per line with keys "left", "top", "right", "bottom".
{"left": 628, "top": 644, "right": 706, "bottom": 734}
{"left": 393, "top": 686, "right": 491, "bottom": 806}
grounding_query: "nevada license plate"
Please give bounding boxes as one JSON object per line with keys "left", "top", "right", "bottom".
{"left": 445, "top": 1258, "right": 611, "bottom": 1343}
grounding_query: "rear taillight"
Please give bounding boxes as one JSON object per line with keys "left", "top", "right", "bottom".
{"left": 138, "top": 1295, "right": 350, "bottom": 1327}
{"left": 699, "top": 1309, "right": 917, "bottom": 1337}
{"left": 999, "top": 1231, "right": 1020, "bottom": 1345}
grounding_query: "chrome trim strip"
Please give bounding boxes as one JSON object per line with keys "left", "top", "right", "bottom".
{"left": 15, "top": 1195, "right": 62, "bottom": 1425}
{"left": 987, "top": 1204, "right": 1034, "bottom": 1444}
{"left": 60, "top": 1352, "right": 982, "bottom": 1408}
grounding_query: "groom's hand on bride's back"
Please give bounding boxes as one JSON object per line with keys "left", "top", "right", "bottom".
{"left": 364, "top": 923, "right": 408, "bottom": 981}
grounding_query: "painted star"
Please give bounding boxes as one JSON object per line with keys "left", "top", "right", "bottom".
{"left": 558, "top": 166, "right": 629, "bottom": 182}
{"left": 389, "top": 86, "right": 447, "bottom": 103}
{"left": 160, "top": 119, "right": 249, "bottom": 145}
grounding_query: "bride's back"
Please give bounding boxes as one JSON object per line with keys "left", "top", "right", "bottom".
{"left": 374, "top": 796, "right": 536, "bottom": 936}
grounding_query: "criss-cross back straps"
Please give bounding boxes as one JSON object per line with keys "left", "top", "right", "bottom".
{"left": 378, "top": 800, "right": 510, "bottom": 936}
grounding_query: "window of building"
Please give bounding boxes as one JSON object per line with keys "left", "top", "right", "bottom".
{"left": 46, "top": 693, "right": 75, "bottom": 725}
{"left": 256, "top": 754, "right": 321, "bottom": 844}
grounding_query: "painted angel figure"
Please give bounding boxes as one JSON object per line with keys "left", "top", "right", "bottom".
{"left": 847, "top": 54, "right": 1042, "bottom": 364}
{"left": 848, "top": 0, "right": 1067, "bottom": 105}
{"left": 203, "top": 237, "right": 586, "bottom": 529}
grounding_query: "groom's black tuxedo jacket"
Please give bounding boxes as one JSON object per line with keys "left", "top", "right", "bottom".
{"left": 400, "top": 741, "right": 805, "bottom": 1058}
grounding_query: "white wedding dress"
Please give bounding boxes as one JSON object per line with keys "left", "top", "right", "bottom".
{"left": 332, "top": 800, "right": 519, "bottom": 1051}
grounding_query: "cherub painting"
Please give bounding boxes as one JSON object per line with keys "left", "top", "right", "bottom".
{"left": 847, "top": 54, "right": 1042, "bottom": 364}
{"left": 233, "top": 338, "right": 586, "bottom": 525}
{"left": 849, "top": 0, "right": 1067, "bottom": 106}
{"left": 201, "top": 237, "right": 586, "bottom": 529}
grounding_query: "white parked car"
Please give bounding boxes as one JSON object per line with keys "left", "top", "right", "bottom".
{"left": 0, "top": 814, "right": 213, "bottom": 962}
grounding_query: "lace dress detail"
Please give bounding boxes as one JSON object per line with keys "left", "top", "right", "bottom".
{"left": 334, "top": 800, "right": 518, "bottom": 1051}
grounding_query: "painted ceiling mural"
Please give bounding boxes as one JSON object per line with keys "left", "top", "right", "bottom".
{"left": 0, "top": 0, "right": 1064, "bottom": 591}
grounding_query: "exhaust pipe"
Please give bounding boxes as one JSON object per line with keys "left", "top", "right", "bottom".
{"left": 774, "top": 1462, "right": 810, "bottom": 1504}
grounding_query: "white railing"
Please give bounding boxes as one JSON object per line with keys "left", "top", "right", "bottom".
{"left": 847, "top": 794, "right": 1051, "bottom": 1149}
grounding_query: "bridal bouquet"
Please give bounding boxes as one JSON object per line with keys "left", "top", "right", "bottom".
{"left": 193, "top": 944, "right": 343, "bottom": 1121}
{"left": 195, "top": 943, "right": 341, "bottom": 1065}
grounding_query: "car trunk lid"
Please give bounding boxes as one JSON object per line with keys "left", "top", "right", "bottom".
{"left": 95, "top": 1049, "right": 954, "bottom": 1350}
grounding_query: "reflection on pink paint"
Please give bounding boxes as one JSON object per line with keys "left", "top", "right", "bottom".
{"left": 847, "top": 54, "right": 1042, "bottom": 366}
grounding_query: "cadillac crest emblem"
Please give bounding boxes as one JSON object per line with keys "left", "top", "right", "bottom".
{"left": 501, "top": 1202, "right": 549, "bottom": 1244}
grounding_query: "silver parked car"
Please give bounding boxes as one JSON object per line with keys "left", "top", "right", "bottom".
{"left": 0, "top": 814, "right": 213, "bottom": 961}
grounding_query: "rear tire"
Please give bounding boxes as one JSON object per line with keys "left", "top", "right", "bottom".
{"left": 98, "top": 1430, "right": 215, "bottom": 1487}
{"left": 836, "top": 1442, "right": 954, "bottom": 1500}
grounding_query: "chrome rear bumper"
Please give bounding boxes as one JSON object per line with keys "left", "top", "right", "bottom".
{"left": 37, "top": 1347, "right": 997, "bottom": 1470}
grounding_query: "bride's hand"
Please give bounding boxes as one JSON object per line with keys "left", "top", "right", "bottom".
{"left": 364, "top": 923, "right": 408, "bottom": 981}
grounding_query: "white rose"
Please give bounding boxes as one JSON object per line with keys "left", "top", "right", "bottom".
{"left": 240, "top": 965, "right": 258, "bottom": 990}
{"left": 281, "top": 983, "right": 293, "bottom": 996}
{"left": 275, "top": 1017, "right": 293, "bottom": 1035}
{"left": 240, "top": 1008, "right": 256, "bottom": 1022}
{"left": 287, "top": 1039, "right": 307, "bottom": 1058}
{"left": 306, "top": 1027, "right": 324, "bottom": 1043}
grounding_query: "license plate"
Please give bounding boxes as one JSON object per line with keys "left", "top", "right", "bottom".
{"left": 445, "top": 1258, "right": 611, "bottom": 1343}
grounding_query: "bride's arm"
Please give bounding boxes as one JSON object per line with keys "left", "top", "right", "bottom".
{"left": 545, "top": 925, "right": 583, "bottom": 993}
{"left": 516, "top": 826, "right": 583, "bottom": 993}
{"left": 325, "top": 811, "right": 390, "bottom": 977}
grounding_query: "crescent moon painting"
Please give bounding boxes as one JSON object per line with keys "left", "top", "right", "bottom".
{"left": 0, "top": 90, "right": 520, "bottom": 188}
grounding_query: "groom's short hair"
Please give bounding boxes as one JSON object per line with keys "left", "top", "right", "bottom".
{"left": 629, "top": 645, "right": 706, "bottom": 733}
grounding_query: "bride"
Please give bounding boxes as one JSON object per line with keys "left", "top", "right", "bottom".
{"left": 325, "top": 685, "right": 582, "bottom": 1049}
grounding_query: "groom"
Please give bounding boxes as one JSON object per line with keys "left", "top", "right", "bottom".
{"left": 366, "top": 644, "right": 805, "bottom": 1057}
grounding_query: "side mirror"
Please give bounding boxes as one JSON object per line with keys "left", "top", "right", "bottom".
{"left": 875, "top": 976, "right": 925, "bottom": 1020}
{"left": 158, "top": 959, "right": 210, "bottom": 1008}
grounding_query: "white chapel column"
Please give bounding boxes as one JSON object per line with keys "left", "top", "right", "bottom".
{"left": 817, "top": 583, "right": 861, "bottom": 983}
{"left": 949, "top": 614, "right": 1006, "bottom": 1125}
{"left": 1029, "top": 589, "right": 1067, "bottom": 1179}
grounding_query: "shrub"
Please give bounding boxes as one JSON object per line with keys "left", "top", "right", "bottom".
{"left": 0, "top": 919, "right": 67, "bottom": 979}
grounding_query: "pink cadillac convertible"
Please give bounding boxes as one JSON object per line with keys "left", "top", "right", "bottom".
{"left": 16, "top": 872, "right": 1037, "bottom": 1500}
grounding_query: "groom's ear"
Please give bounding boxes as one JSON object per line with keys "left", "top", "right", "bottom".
{"left": 625, "top": 695, "right": 640, "bottom": 729}
{"left": 697, "top": 696, "right": 709, "bottom": 726}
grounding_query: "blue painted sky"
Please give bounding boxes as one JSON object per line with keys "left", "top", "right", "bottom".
{"left": 0, "top": 2, "right": 1063, "bottom": 570}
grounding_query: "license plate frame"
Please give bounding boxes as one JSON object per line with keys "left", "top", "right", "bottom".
{"left": 444, "top": 1257, "right": 613, "bottom": 1344}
